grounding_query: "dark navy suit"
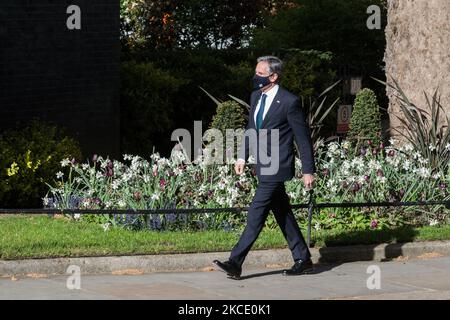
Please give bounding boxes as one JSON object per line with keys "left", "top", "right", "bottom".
{"left": 230, "top": 86, "right": 316, "bottom": 267}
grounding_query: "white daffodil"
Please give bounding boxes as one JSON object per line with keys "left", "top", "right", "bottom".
{"left": 342, "top": 140, "right": 351, "bottom": 150}
{"left": 60, "top": 159, "right": 71, "bottom": 167}
{"left": 418, "top": 167, "right": 431, "bottom": 178}
{"left": 429, "top": 219, "right": 439, "bottom": 226}
{"left": 389, "top": 138, "right": 397, "bottom": 146}
{"left": 112, "top": 179, "right": 121, "bottom": 190}
{"left": 376, "top": 176, "right": 386, "bottom": 184}
{"left": 151, "top": 193, "right": 160, "bottom": 201}
{"left": 150, "top": 153, "right": 161, "bottom": 161}
{"left": 42, "top": 197, "right": 50, "bottom": 206}
{"left": 403, "top": 143, "right": 414, "bottom": 152}
{"left": 82, "top": 199, "right": 90, "bottom": 208}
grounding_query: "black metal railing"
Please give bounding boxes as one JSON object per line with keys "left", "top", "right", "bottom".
{"left": 1, "top": 190, "right": 449, "bottom": 247}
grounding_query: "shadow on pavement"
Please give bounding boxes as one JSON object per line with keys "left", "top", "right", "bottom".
{"left": 237, "top": 263, "right": 339, "bottom": 280}
{"left": 317, "top": 226, "right": 421, "bottom": 263}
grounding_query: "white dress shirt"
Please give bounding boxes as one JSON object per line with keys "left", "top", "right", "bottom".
{"left": 253, "top": 84, "right": 279, "bottom": 125}
{"left": 238, "top": 84, "right": 279, "bottom": 164}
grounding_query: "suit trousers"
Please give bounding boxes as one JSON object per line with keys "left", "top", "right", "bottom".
{"left": 229, "top": 181, "right": 311, "bottom": 267}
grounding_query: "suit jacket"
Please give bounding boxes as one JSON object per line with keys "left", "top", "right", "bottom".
{"left": 238, "top": 86, "right": 316, "bottom": 182}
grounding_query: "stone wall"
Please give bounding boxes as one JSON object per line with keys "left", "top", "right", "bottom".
{"left": 384, "top": 0, "right": 450, "bottom": 139}
{"left": 0, "top": 0, "right": 120, "bottom": 159}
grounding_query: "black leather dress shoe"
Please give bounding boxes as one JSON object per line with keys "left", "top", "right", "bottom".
{"left": 213, "top": 260, "right": 242, "bottom": 279}
{"left": 282, "top": 259, "right": 314, "bottom": 276}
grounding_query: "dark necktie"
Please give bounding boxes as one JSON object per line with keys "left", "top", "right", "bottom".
{"left": 256, "top": 93, "right": 267, "bottom": 131}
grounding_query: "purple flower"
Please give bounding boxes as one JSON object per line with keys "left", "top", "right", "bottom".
{"left": 165, "top": 213, "right": 177, "bottom": 223}
{"left": 360, "top": 148, "right": 367, "bottom": 156}
{"left": 376, "top": 169, "right": 384, "bottom": 177}
{"left": 388, "top": 150, "right": 395, "bottom": 157}
{"left": 160, "top": 178, "right": 167, "bottom": 189}
{"left": 372, "top": 148, "right": 378, "bottom": 156}
{"left": 380, "top": 142, "right": 385, "bottom": 149}
{"left": 367, "top": 140, "right": 372, "bottom": 146}
{"left": 149, "top": 214, "right": 162, "bottom": 230}
{"left": 439, "top": 182, "right": 447, "bottom": 191}
{"left": 352, "top": 182, "right": 361, "bottom": 192}
{"left": 398, "top": 188, "right": 405, "bottom": 198}
{"left": 370, "top": 219, "right": 378, "bottom": 229}
{"left": 133, "top": 192, "right": 141, "bottom": 201}
{"left": 92, "top": 154, "right": 98, "bottom": 162}
{"left": 68, "top": 195, "right": 82, "bottom": 209}
{"left": 364, "top": 175, "right": 370, "bottom": 182}
{"left": 105, "top": 161, "right": 114, "bottom": 177}
{"left": 323, "top": 168, "right": 330, "bottom": 176}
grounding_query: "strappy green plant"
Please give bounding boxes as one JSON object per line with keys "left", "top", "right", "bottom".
{"left": 374, "top": 77, "right": 450, "bottom": 172}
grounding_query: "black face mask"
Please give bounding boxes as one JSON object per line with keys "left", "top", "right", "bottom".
{"left": 252, "top": 74, "right": 272, "bottom": 90}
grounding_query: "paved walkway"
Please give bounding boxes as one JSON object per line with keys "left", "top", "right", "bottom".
{"left": 1, "top": 255, "right": 450, "bottom": 300}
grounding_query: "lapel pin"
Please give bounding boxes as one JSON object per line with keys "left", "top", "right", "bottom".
{"left": 276, "top": 100, "right": 280, "bottom": 103}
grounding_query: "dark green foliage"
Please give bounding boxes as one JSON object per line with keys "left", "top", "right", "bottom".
{"left": 0, "top": 120, "right": 82, "bottom": 208}
{"left": 251, "top": 0, "right": 386, "bottom": 71}
{"left": 348, "top": 88, "right": 382, "bottom": 146}
{"left": 210, "top": 101, "right": 247, "bottom": 133}
{"left": 206, "top": 101, "right": 247, "bottom": 162}
{"left": 377, "top": 78, "right": 450, "bottom": 172}
{"left": 120, "top": 61, "right": 185, "bottom": 157}
{"left": 120, "top": 0, "right": 287, "bottom": 50}
{"left": 282, "top": 50, "right": 336, "bottom": 99}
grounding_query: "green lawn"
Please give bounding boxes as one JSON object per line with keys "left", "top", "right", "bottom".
{"left": 1, "top": 215, "right": 450, "bottom": 260}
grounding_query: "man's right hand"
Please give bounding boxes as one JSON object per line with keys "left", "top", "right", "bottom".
{"left": 235, "top": 159, "right": 245, "bottom": 175}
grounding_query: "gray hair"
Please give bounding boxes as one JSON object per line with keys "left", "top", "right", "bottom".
{"left": 257, "top": 55, "right": 283, "bottom": 79}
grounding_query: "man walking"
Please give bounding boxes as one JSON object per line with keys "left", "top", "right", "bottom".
{"left": 213, "top": 56, "right": 316, "bottom": 279}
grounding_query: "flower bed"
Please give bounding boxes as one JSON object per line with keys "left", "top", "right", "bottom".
{"left": 45, "top": 139, "right": 450, "bottom": 231}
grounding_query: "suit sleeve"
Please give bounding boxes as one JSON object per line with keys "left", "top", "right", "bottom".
{"left": 286, "top": 97, "right": 316, "bottom": 174}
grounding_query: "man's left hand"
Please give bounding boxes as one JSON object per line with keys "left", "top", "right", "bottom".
{"left": 303, "top": 173, "right": 315, "bottom": 189}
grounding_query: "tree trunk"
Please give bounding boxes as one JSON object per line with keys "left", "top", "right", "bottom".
{"left": 384, "top": 0, "right": 450, "bottom": 141}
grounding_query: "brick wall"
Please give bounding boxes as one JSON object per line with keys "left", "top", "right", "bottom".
{"left": 0, "top": 0, "right": 120, "bottom": 159}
